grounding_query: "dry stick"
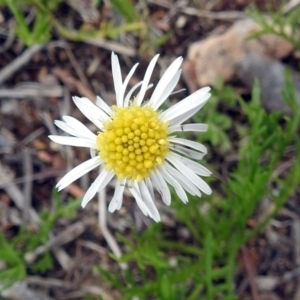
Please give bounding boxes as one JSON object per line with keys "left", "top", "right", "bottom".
{"left": 19, "top": 127, "right": 45, "bottom": 148}
{"left": 0, "top": 84, "right": 64, "bottom": 98}
{"left": 0, "top": 44, "right": 43, "bottom": 85}
{"left": 0, "top": 163, "right": 40, "bottom": 224}
{"left": 0, "top": 41, "right": 72, "bottom": 87}
{"left": 152, "top": 0, "right": 298, "bottom": 20}
{"left": 293, "top": 220, "right": 300, "bottom": 266}
{"left": 27, "top": 276, "right": 114, "bottom": 300}
{"left": 181, "top": 7, "right": 246, "bottom": 20}
{"left": 292, "top": 218, "right": 300, "bottom": 300}
{"left": 241, "top": 246, "right": 260, "bottom": 300}
{"left": 66, "top": 0, "right": 100, "bottom": 22}
{"left": 0, "top": 281, "right": 55, "bottom": 300}
{"left": 60, "top": 85, "right": 71, "bottom": 117}
{"left": 283, "top": 0, "right": 300, "bottom": 14}
{"left": 41, "top": 111, "right": 57, "bottom": 135}
{"left": 64, "top": 45, "right": 90, "bottom": 89}
{"left": 77, "top": 240, "right": 107, "bottom": 255}
{"left": 86, "top": 38, "right": 136, "bottom": 56}
{"left": 25, "top": 221, "right": 85, "bottom": 264}
{"left": 27, "top": 276, "right": 75, "bottom": 288}
{"left": 0, "top": 20, "right": 15, "bottom": 53}
{"left": 53, "top": 68, "right": 96, "bottom": 101}
{"left": 294, "top": 278, "right": 300, "bottom": 299}
{"left": 98, "top": 167, "right": 128, "bottom": 270}
{"left": 52, "top": 246, "right": 74, "bottom": 272}
{"left": 41, "top": 110, "right": 70, "bottom": 160}
{"left": 22, "top": 147, "right": 33, "bottom": 223}
{"left": 273, "top": 158, "right": 296, "bottom": 178}
{"left": 147, "top": 0, "right": 246, "bottom": 20}
{"left": 0, "top": 169, "right": 66, "bottom": 189}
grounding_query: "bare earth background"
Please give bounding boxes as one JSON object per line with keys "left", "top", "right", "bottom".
{"left": 1, "top": 0, "right": 300, "bottom": 299}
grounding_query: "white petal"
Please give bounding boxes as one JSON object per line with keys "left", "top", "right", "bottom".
{"left": 124, "top": 81, "right": 143, "bottom": 107}
{"left": 187, "top": 162, "right": 211, "bottom": 177}
{"left": 81, "top": 169, "right": 115, "bottom": 208}
{"left": 169, "top": 101, "right": 206, "bottom": 126}
{"left": 136, "top": 83, "right": 154, "bottom": 101}
{"left": 49, "top": 135, "right": 96, "bottom": 148}
{"left": 160, "top": 87, "right": 211, "bottom": 122}
{"left": 139, "top": 181, "right": 160, "bottom": 222}
{"left": 136, "top": 54, "right": 159, "bottom": 106}
{"left": 167, "top": 153, "right": 212, "bottom": 195}
{"left": 150, "top": 170, "right": 171, "bottom": 206}
{"left": 63, "top": 116, "right": 96, "bottom": 140}
{"left": 169, "top": 123, "right": 208, "bottom": 133}
{"left": 111, "top": 52, "right": 123, "bottom": 107}
{"left": 72, "top": 96, "right": 107, "bottom": 129}
{"left": 148, "top": 56, "right": 183, "bottom": 109}
{"left": 56, "top": 156, "right": 102, "bottom": 191}
{"left": 96, "top": 96, "right": 113, "bottom": 116}
{"left": 116, "top": 192, "right": 124, "bottom": 210}
{"left": 90, "top": 148, "right": 96, "bottom": 158}
{"left": 164, "top": 162, "right": 201, "bottom": 197}
{"left": 170, "top": 98, "right": 208, "bottom": 126}
{"left": 168, "top": 137, "right": 207, "bottom": 154}
{"left": 54, "top": 120, "right": 78, "bottom": 137}
{"left": 128, "top": 182, "right": 151, "bottom": 217}
{"left": 145, "top": 177, "right": 155, "bottom": 201}
{"left": 169, "top": 145, "right": 205, "bottom": 160}
{"left": 170, "top": 151, "right": 211, "bottom": 176}
{"left": 150, "top": 70, "right": 182, "bottom": 110}
{"left": 119, "top": 63, "right": 139, "bottom": 107}
{"left": 157, "top": 166, "right": 188, "bottom": 203}
{"left": 108, "top": 179, "right": 126, "bottom": 212}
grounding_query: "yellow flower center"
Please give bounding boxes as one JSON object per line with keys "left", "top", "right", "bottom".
{"left": 97, "top": 105, "right": 170, "bottom": 181}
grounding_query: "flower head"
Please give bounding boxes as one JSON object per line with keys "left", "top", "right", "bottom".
{"left": 49, "top": 52, "right": 212, "bottom": 222}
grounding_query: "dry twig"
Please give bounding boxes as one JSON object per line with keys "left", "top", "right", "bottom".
{"left": 1, "top": 281, "right": 55, "bottom": 300}
{"left": 22, "top": 147, "right": 33, "bottom": 223}
{"left": 98, "top": 167, "right": 128, "bottom": 270}
{"left": 25, "top": 222, "right": 85, "bottom": 264}
{"left": 0, "top": 163, "right": 40, "bottom": 224}
{"left": 147, "top": 0, "right": 246, "bottom": 20}
{"left": 241, "top": 245, "right": 260, "bottom": 300}
{"left": 26, "top": 276, "right": 114, "bottom": 300}
{"left": 0, "top": 44, "right": 43, "bottom": 85}
{"left": 53, "top": 68, "right": 96, "bottom": 101}
{"left": 86, "top": 38, "right": 136, "bottom": 56}
{"left": 0, "top": 84, "right": 63, "bottom": 98}
{"left": 283, "top": 0, "right": 300, "bottom": 13}
{"left": 64, "top": 45, "right": 91, "bottom": 89}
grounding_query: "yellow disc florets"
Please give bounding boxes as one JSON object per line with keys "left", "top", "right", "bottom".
{"left": 97, "top": 105, "right": 170, "bottom": 181}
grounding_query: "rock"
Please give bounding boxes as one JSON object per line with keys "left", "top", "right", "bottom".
{"left": 184, "top": 18, "right": 294, "bottom": 86}
{"left": 183, "top": 18, "right": 300, "bottom": 113}
{"left": 1, "top": 281, "right": 54, "bottom": 300}
{"left": 255, "top": 275, "right": 280, "bottom": 291}
{"left": 236, "top": 54, "right": 300, "bottom": 113}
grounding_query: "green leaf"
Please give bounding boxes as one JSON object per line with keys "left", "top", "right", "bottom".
{"left": 110, "top": 0, "right": 139, "bottom": 23}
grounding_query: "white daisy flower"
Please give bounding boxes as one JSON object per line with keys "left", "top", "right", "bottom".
{"left": 49, "top": 52, "right": 212, "bottom": 222}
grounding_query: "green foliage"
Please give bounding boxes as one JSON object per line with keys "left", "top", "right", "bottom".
{"left": 247, "top": 5, "right": 300, "bottom": 50}
{"left": 2, "top": 0, "right": 145, "bottom": 46}
{"left": 193, "top": 78, "right": 238, "bottom": 153}
{"left": 4, "top": 0, "right": 61, "bottom": 45}
{"left": 30, "top": 251, "right": 53, "bottom": 273}
{"left": 84, "top": 294, "right": 103, "bottom": 300}
{"left": 98, "top": 79, "right": 300, "bottom": 299}
{"left": 110, "top": 0, "right": 140, "bottom": 23}
{"left": 0, "top": 233, "right": 26, "bottom": 287}
{"left": 0, "top": 193, "right": 81, "bottom": 287}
